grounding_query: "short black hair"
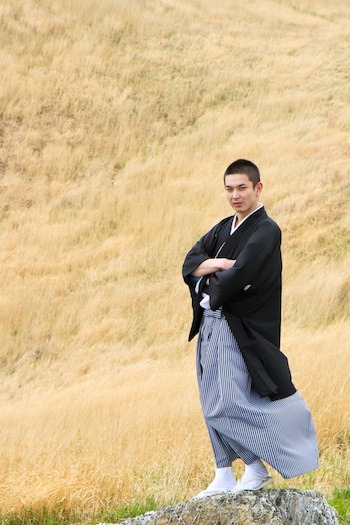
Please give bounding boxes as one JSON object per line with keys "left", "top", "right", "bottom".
{"left": 224, "top": 159, "right": 260, "bottom": 187}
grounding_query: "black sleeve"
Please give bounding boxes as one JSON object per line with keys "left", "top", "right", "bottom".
{"left": 182, "top": 222, "right": 221, "bottom": 286}
{"left": 209, "top": 221, "right": 281, "bottom": 310}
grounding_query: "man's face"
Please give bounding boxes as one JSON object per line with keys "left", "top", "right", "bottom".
{"left": 224, "top": 173, "right": 263, "bottom": 218}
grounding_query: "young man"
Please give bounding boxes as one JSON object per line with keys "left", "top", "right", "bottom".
{"left": 182, "top": 159, "right": 319, "bottom": 497}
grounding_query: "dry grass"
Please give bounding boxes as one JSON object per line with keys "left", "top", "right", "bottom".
{"left": 0, "top": 0, "right": 349, "bottom": 520}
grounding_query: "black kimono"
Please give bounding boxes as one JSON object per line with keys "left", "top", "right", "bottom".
{"left": 182, "top": 206, "right": 296, "bottom": 401}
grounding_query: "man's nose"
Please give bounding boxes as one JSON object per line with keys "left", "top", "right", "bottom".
{"left": 232, "top": 189, "right": 240, "bottom": 199}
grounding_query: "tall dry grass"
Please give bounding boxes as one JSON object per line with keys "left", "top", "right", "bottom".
{"left": 0, "top": 0, "right": 349, "bottom": 520}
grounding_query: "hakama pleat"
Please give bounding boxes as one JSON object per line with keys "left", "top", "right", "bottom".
{"left": 196, "top": 310, "right": 319, "bottom": 478}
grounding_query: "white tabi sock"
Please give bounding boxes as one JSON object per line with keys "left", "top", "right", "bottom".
{"left": 241, "top": 459, "right": 268, "bottom": 483}
{"left": 203, "top": 466, "right": 237, "bottom": 491}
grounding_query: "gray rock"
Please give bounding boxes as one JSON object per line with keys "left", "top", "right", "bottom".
{"left": 100, "top": 489, "right": 339, "bottom": 525}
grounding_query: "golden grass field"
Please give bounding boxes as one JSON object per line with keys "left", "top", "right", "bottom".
{"left": 0, "top": 0, "right": 349, "bottom": 521}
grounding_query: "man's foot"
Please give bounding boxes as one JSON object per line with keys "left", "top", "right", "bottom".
{"left": 194, "top": 466, "right": 236, "bottom": 499}
{"left": 194, "top": 487, "right": 232, "bottom": 498}
{"left": 232, "top": 458, "right": 272, "bottom": 492}
{"left": 232, "top": 475, "right": 273, "bottom": 492}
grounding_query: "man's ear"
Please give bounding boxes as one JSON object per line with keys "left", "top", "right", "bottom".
{"left": 256, "top": 181, "right": 263, "bottom": 196}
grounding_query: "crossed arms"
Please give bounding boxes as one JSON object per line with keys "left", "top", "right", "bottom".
{"left": 190, "top": 257, "right": 236, "bottom": 277}
{"left": 185, "top": 220, "right": 281, "bottom": 309}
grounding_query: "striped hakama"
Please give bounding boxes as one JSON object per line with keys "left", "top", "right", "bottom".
{"left": 197, "top": 309, "right": 319, "bottom": 479}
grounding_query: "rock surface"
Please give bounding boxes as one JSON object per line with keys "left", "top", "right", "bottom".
{"left": 101, "top": 489, "right": 339, "bottom": 525}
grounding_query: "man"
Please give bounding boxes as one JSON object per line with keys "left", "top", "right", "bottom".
{"left": 182, "top": 159, "right": 319, "bottom": 497}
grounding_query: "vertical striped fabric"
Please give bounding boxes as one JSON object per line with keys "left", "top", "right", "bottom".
{"left": 196, "top": 309, "right": 319, "bottom": 479}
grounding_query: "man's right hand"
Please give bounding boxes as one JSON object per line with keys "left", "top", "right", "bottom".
{"left": 190, "top": 258, "right": 236, "bottom": 277}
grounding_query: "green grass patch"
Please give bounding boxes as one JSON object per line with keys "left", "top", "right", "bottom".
{"left": 329, "top": 488, "right": 350, "bottom": 525}
{"left": 94, "top": 499, "right": 158, "bottom": 524}
{"left": 0, "top": 507, "right": 75, "bottom": 525}
{"left": 0, "top": 500, "right": 158, "bottom": 525}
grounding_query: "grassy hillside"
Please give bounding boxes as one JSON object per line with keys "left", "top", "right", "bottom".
{"left": 0, "top": 0, "right": 349, "bottom": 521}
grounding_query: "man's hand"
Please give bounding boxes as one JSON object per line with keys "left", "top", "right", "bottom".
{"left": 191, "top": 258, "right": 236, "bottom": 278}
